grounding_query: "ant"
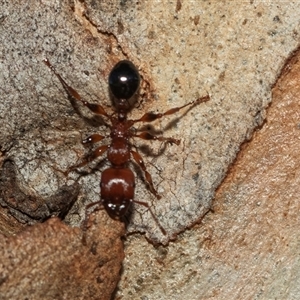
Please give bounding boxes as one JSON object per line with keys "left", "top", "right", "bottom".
{"left": 44, "top": 58, "right": 209, "bottom": 234}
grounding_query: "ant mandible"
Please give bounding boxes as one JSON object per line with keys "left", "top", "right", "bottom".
{"left": 44, "top": 58, "right": 209, "bottom": 233}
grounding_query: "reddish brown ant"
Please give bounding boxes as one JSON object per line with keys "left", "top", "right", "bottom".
{"left": 44, "top": 58, "right": 209, "bottom": 234}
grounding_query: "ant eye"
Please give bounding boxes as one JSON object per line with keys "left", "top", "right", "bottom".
{"left": 108, "top": 60, "right": 140, "bottom": 100}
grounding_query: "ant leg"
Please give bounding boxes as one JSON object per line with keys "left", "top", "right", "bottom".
{"left": 67, "top": 145, "right": 108, "bottom": 173}
{"left": 133, "top": 95, "right": 210, "bottom": 123}
{"left": 43, "top": 58, "right": 109, "bottom": 117}
{"left": 134, "top": 132, "right": 180, "bottom": 145}
{"left": 134, "top": 199, "right": 166, "bottom": 235}
{"left": 82, "top": 133, "right": 106, "bottom": 145}
{"left": 131, "top": 150, "right": 161, "bottom": 200}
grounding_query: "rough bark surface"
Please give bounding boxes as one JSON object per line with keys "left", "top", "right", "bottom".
{"left": 0, "top": 212, "right": 125, "bottom": 300}
{"left": 2, "top": 1, "right": 298, "bottom": 244}
{"left": 117, "top": 48, "right": 300, "bottom": 299}
{"left": 0, "top": 1, "right": 299, "bottom": 299}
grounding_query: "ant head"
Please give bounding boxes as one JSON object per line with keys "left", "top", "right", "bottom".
{"left": 108, "top": 60, "right": 140, "bottom": 110}
{"left": 103, "top": 198, "right": 131, "bottom": 220}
